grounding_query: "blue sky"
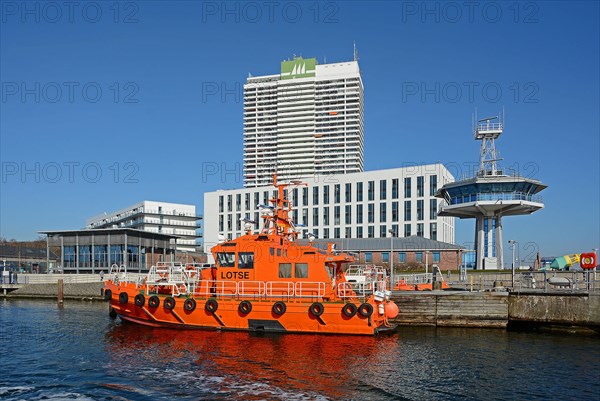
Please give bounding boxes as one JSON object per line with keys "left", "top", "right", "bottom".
{"left": 1, "top": 1, "right": 598, "bottom": 261}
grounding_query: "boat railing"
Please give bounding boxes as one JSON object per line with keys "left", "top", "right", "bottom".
{"left": 337, "top": 281, "right": 387, "bottom": 299}
{"left": 265, "top": 281, "right": 294, "bottom": 297}
{"left": 294, "top": 282, "right": 326, "bottom": 298}
{"left": 394, "top": 273, "right": 433, "bottom": 286}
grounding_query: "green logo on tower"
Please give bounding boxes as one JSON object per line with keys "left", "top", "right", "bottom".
{"left": 281, "top": 57, "right": 316, "bottom": 80}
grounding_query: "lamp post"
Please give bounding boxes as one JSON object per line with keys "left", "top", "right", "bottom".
{"left": 388, "top": 229, "right": 396, "bottom": 290}
{"left": 425, "top": 250, "right": 429, "bottom": 276}
{"left": 508, "top": 240, "right": 517, "bottom": 288}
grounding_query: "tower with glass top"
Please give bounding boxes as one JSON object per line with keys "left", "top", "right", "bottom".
{"left": 436, "top": 116, "right": 547, "bottom": 270}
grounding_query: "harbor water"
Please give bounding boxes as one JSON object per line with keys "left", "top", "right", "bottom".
{"left": 1, "top": 299, "right": 598, "bottom": 400}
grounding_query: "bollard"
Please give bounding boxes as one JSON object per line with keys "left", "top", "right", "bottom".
{"left": 57, "top": 279, "right": 64, "bottom": 304}
{"left": 470, "top": 275, "right": 473, "bottom": 292}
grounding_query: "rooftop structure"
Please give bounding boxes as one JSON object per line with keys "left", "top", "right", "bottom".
{"left": 436, "top": 116, "right": 547, "bottom": 270}
{"left": 86, "top": 201, "right": 202, "bottom": 252}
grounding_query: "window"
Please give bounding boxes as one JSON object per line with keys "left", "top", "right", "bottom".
{"left": 392, "top": 201, "right": 399, "bottom": 222}
{"left": 404, "top": 177, "right": 411, "bottom": 197}
{"left": 238, "top": 252, "right": 254, "bottom": 269}
{"left": 368, "top": 226, "right": 374, "bottom": 238}
{"left": 313, "top": 187, "right": 319, "bottom": 205}
{"left": 417, "top": 200, "right": 424, "bottom": 221}
{"left": 278, "top": 263, "right": 292, "bottom": 278}
{"left": 365, "top": 252, "right": 373, "bottom": 262}
{"left": 416, "top": 252, "right": 423, "bottom": 262}
{"left": 345, "top": 227, "right": 352, "bottom": 238}
{"left": 382, "top": 252, "right": 389, "bottom": 263}
{"left": 227, "top": 195, "right": 232, "bottom": 212}
{"left": 236, "top": 194, "right": 241, "bottom": 211}
{"left": 254, "top": 192, "right": 259, "bottom": 209}
{"left": 345, "top": 205, "right": 351, "bottom": 224}
{"left": 380, "top": 180, "right": 387, "bottom": 200}
{"left": 323, "top": 185, "right": 330, "bottom": 204}
{"left": 391, "top": 224, "right": 399, "bottom": 236}
{"left": 380, "top": 202, "right": 387, "bottom": 222}
{"left": 302, "top": 208, "right": 308, "bottom": 226}
{"left": 245, "top": 193, "right": 250, "bottom": 210}
{"left": 254, "top": 212, "right": 259, "bottom": 226}
{"left": 417, "top": 176, "right": 424, "bottom": 197}
{"left": 302, "top": 187, "right": 308, "bottom": 205}
{"left": 323, "top": 207, "right": 330, "bottom": 225}
{"left": 430, "top": 199, "right": 437, "bottom": 219}
{"left": 357, "top": 182, "right": 363, "bottom": 201}
{"left": 219, "top": 196, "right": 224, "bottom": 213}
{"left": 392, "top": 178, "right": 399, "bottom": 199}
{"left": 404, "top": 201, "right": 411, "bottom": 221}
{"left": 399, "top": 252, "right": 406, "bottom": 263}
{"left": 430, "top": 222, "right": 438, "bottom": 241}
{"left": 295, "top": 263, "right": 308, "bottom": 278}
{"left": 334, "top": 184, "right": 340, "bottom": 203}
{"left": 345, "top": 183, "right": 352, "bottom": 202}
{"left": 227, "top": 215, "right": 232, "bottom": 231}
{"left": 334, "top": 206, "right": 340, "bottom": 225}
{"left": 380, "top": 225, "right": 387, "bottom": 237}
{"left": 217, "top": 252, "right": 236, "bottom": 267}
{"left": 433, "top": 252, "right": 440, "bottom": 263}
{"left": 334, "top": 228, "right": 340, "bottom": 238}
{"left": 430, "top": 174, "right": 438, "bottom": 196}
{"left": 404, "top": 223, "right": 411, "bottom": 237}
{"left": 356, "top": 204, "right": 363, "bottom": 224}
{"left": 417, "top": 223, "right": 424, "bottom": 237}
{"left": 236, "top": 213, "right": 241, "bottom": 230}
{"left": 313, "top": 229, "right": 319, "bottom": 238}
{"left": 368, "top": 203, "right": 375, "bottom": 223}
{"left": 368, "top": 181, "right": 375, "bottom": 200}
{"left": 323, "top": 228, "right": 329, "bottom": 238}
{"left": 313, "top": 208, "right": 319, "bottom": 226}
{"left": 293, "top": 188, "right": 298, "bottom": 207}
{"left": 219, "top": 215, "right": 224, "bottom": 231}
{"left": 263, "top": 191, "right": 269, "bottom": 204}
{"left": 356, "top": 226, "right": 363, "bottom": 238}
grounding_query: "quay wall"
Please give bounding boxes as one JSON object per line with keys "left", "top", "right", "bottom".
{"left": 2, "top": 282, "right": 104, "bottom": 300}
{"left": 390, "top": 291, "right": 600, "bottom": 331}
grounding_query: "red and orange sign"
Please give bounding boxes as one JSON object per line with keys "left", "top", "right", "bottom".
{"left": 580, "top": 252, "right": 597, "bottom": 269}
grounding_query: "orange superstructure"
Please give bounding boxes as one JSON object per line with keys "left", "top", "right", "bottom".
{"left": 103, "top": 176, "right": 399, "bottom": 335}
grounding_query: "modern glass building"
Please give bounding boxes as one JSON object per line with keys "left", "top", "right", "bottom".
{"left": 40, "top": 229, "right": 178, "bottom": 274}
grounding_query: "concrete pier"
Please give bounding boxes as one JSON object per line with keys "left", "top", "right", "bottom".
{"left": 1, "top": 282, "right": 104, "bottom": 300}
{"left": 390, "top": 290, "right": 600, "bottom": 332}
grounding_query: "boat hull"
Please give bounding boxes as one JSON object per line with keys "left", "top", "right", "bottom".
{"left": 105, "top": 282, "right": 397, "bottom": 336}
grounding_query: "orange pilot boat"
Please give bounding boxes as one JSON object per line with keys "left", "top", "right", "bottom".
{"left": 103, "top": 176, "right": 399, "bottom": 335}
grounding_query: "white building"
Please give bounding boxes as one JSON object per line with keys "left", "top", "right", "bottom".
{"left": 243, "top": 56, "right": 364, "bottom": 187}
{"left": 204, "top": 164, "right": 455, "bottom": 253}
{"left": 87, "top": 201, "right": 200, "bottom": 252}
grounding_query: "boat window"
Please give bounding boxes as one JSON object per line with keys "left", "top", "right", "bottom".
{"left": 295, "top": 263, "right": 308, "bottom": 278}
{"left": 216, "top": 252, "right": 236, "bottom": 267}
{"left": 239, "top": 252, "right": 254, "bottom": 269}
{"left": 277, "top": 249, "right": 281, "bottom": 256}
{"left": 278, "top": 263, "right": 292, "bottom": 278}
{"left": 270, "top": 247, "right": 274, "bottom": 256}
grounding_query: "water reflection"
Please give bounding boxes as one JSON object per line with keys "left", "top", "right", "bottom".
{"left": 104, "top": 324, "right": 403, "bottom": 400}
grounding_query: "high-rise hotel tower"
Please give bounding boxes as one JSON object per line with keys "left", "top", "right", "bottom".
{"left": 243, "top": 56, "right": 364, "bottom": 187}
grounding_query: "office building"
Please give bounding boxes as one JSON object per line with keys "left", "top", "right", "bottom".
{"left": 86, "top": 201, "right": 201, "bottom": 252}
{"left": 204, "top": 164, "right": 455, "bottom": 254}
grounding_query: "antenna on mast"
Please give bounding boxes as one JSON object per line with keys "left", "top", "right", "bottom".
{"left": 353, "top": 42, "right": 359, "bottom": 61}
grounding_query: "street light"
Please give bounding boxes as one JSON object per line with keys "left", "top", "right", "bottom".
{"left": 425, "top": 250, "right": 430, "bottom": 276}
{"left": 508, "top": 240, "right": 517, "bottom": 288}
{"left": 388, "top": 229, "right": 396, "bottom": 290}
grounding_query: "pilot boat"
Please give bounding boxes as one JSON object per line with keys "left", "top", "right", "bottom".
{"left": 103, "top": 176, "right": 399, "bottom": 335}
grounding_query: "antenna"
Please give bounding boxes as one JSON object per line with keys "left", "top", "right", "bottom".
{"left": 353, "top": 42, "right": 359, "bottom": 61}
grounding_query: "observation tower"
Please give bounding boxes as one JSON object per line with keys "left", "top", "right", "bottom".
{"left": 436, "top": 116, "right": 547, "bottom": 270}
